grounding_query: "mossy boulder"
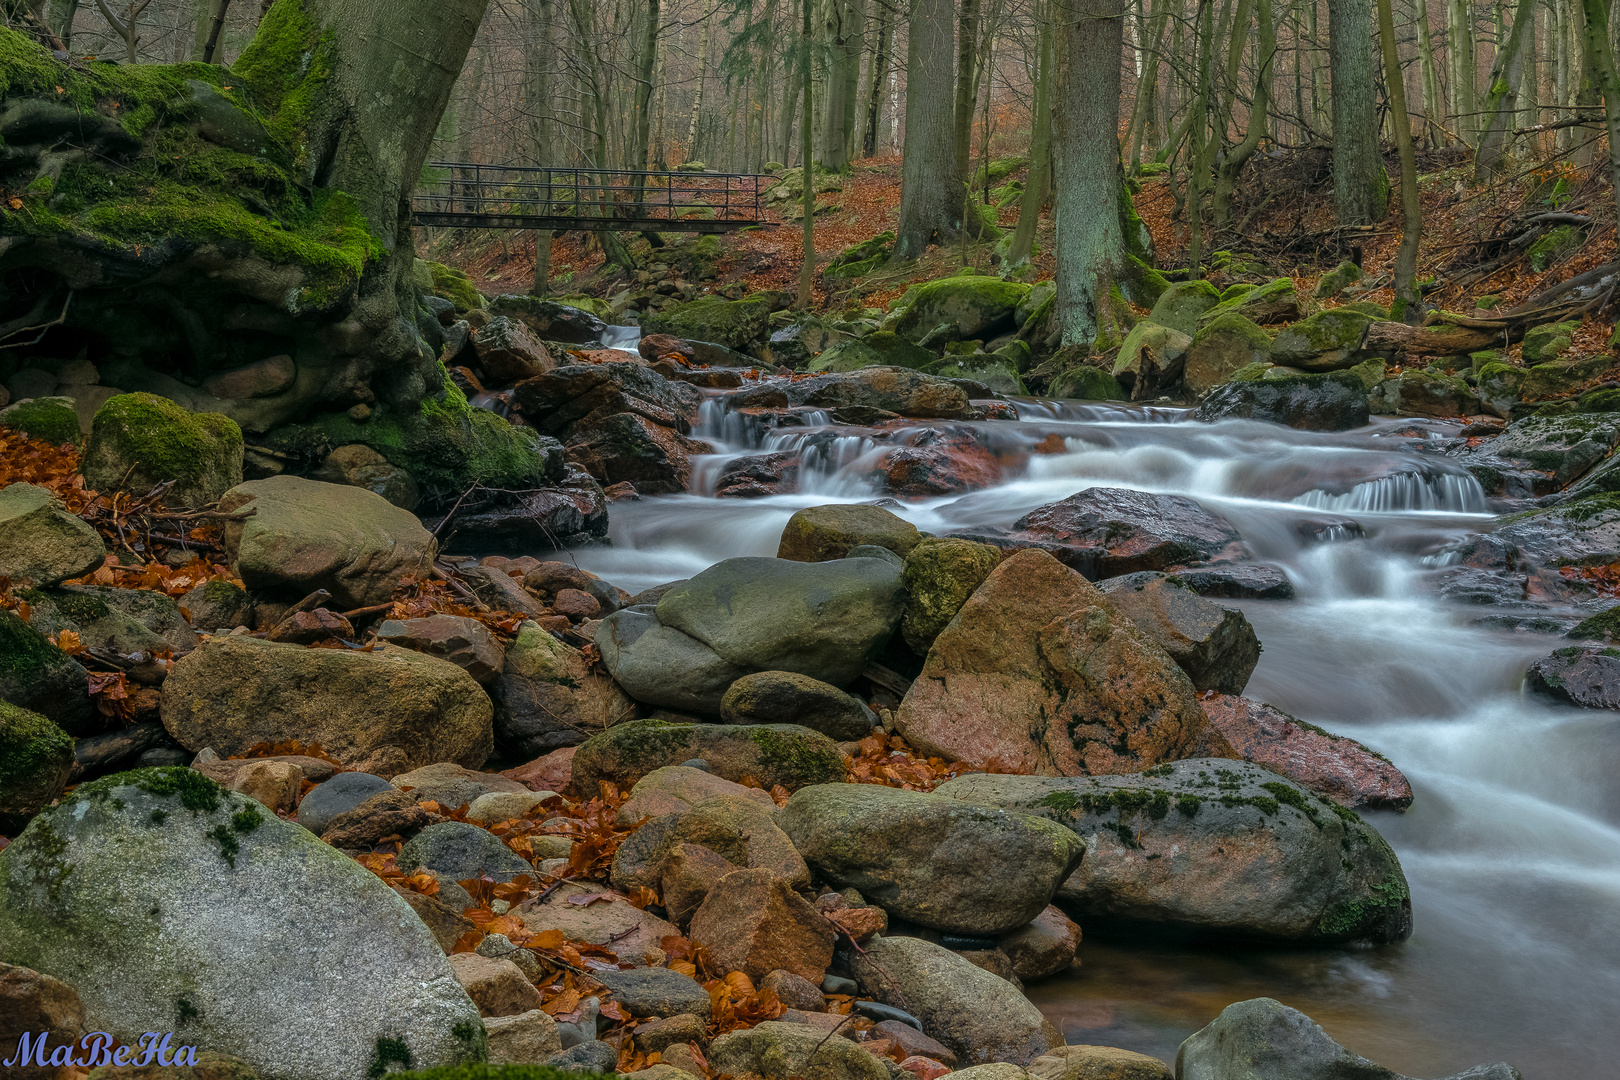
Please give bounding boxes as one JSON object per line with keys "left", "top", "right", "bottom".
{"left": 0, "top": 701, "right": 74, "bottom": 818}
{"left": 1477, "top": 362, "right": 1524, "bottom": 418}
{"left": 1569, "top": 605, "right": 1620, "bottom": 642}
{"left": 1197, "top": 278, "right": 1310, "bottom": 329}
{"left": 900, "top": 537, "right": 1002, "bottom": 654}
{"left": 778, "top": 504, "right": 922, "bottom": 563}
{"left": 926, "top": 355, "right": 1027, "bottom": 396}
{"left": 892, "top": 277, "right": 1031, "bottom": 343}
{"left": 807, "top": 332, "right": 935, "bottom": 374}
{"left": 83, "top": 393, "right": 243, "bottom": 507}
{"left": 1339, "top": 300, "right": 1389, "bottom": 319}
{"left": 1518, "top": 353, "right": 1611, "bottom": 400}
{"left": 1184, "top": 314, "right": 1273, "bottom": 396}
{"left": 1528, "top": 224, "right": 1585, "bottom": 272}
{"left": 569, "top": 719, "right": 848, "bottom": 793}
{"left": 0, "top": 768, "right": 488, "bottom": 1080}
{"left": 1195, "top": 370, "right": 1370, "bottom": 431}
{"left": 1147, "top": 280, "right": 1221, "bottom": 336}
{"left": 971, "top": 156, "right": 1029, "bottom": 187}
{"left": 1375, "top": 370, "right": 1480, "bottom": 418}
{"left": 0, "top": 396, "right": 81, "bottom": 444}
{"left": 641, "top": 295, "right": 776, "bottom": 352}
{"left": 1522, "top": 320, "right": 1583, "bottom": 363}
{"left": 1312, "top": 260, "right": 1363, "bottom": 298}
{"left": 0, "top": 609, "right": 92, "bottom": 733}
{"left": 825, "top": 232, "right": 894, "bottom": 279}
{"left": 22, "top": 584, "right": 197, "bottom": 658}
{"left": 428, "top": 262, "right": 482, "bottom": 313}
{"left": 1269, "top": 309, "right": 1375, "bottom": 371}
{"left": 1047, "top": 364, "right": 1126, "bottom": 401}
{"left": 1112, "top": 321, "right": 1192, "bottom": 401}
{"left": 0, "top": 482, "right": 106, "bottom": 587}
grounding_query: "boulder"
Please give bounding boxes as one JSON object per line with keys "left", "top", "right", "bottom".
{"left": 83, "top": 394, "right": 243, "bottom": 508}
{"left": 1195, "top": 277, "right": 1308, "bottom": 328}
{"left": 515, "top": 880, "right": 678, "bottom": 962}
{"left": 203, "top": 354, "right": 297, "bottom": 401}
{"left": 565, "top": 412, "right": 711, "bottom": 495}
{"left": 1095, "top": 572, "right": 1260, "bottom": 694}
{"left": 376, "top": 616, "right": 505, "bottom": 684}
{"left": 1526, "top": 643, "right": 1620, "bottom": 709}
{"left": 1111, "top": 322, "right": 1191, "bottom": 401}
{"left": 310, "top": 443, "right": 421, "bottom": 511}
{"left": 217, "top": 476, "right": 437, "bottom": 609}
{"left": 656, "top": 556, "right": 905, "bottom": 687}
{"left": 869, "top": 428, "right": 1004, "bottom": 497}
{"left": 1176, "top": 998, "right": 1522, "bottom": 1080}
{"left": 900, "top": 537, "right": 1003, "bottom": 654}
{"left": 0, "top": 702, "right": 74, "bottom": 818}
{"left": 895, "top": 549, "right": 1228, "bottom": 775}
{"left": 494, "top": 621, "right": 636, "bottom": 757}
{"left": 939, "top": 761, "right": 1412, "bottom": 944}
{"left": 998, "top": 906, "right": 1082, "bottom": 981}
{"left": 447, "top": 953, "right": 545, "bottom": 1017}
{"left": 779, "top": 784, "right": 1085, "bottom": 935}
{"left": 1313, "top": 260, "right": 1363, "bottom": 298}
{"left": 593, "top": 966, "right": 712, "bottom": 1019}
{"left": 776, "top": 504, "right": 922, "bottom": 562}
{"left": 641, "top": 295, "right": 775, "bottom": 352}
{"left": 0, "top": 396, "right": 81, "bottom": 443}
{"left": 296, "top": 772, "right": 395, "bottom": 834}
{"left": 160, "top": 637, "right": 493, "bottom": 770}
{"left": 430, "top": 466, "right": 609, "bottom": 551}
{"left": 1194, "top": 368, "right": 1370, "bottom": 431}
{"left": 611, "top": 791, "right": 810, "bottom": 892}
{"left": 728, "top": 367, "right": 976, "bottom": 420}
{"left": 24, "top": 585, "right": 198, "bottom": 658}
{"left": 1184, "top": 313, "right": 1279, "bottom": 399}
{"left": 179, "top": 578, "right": 255, "bottom": 632}
{"left": 615, "top": 765, "right": 776, "bottom": 824}
{"left": 1168, "top": 562, "right": 1294, "bottom": 601}
{"left": 595, "top": 609, "right": 746, "bottom": 714}
{"left": 1199, "top": 694, "right": 1413, "bottom": 809}
{"left": 1464, "top": 412, "right": 1620, "bottom": 493}
{"left": 1146, "top": 280, "right": 1221, "bottom": 336}
{"left": 689, "top": 868, "right": 835, "bottom": 982}
{"left": 471, "top": 317, "right": 556, "bottom": 384}
{"left": 0, "top": 961, "right": 86, "bottom": 1080}
{"left": 512, "top": 362, "right": 702, "bottom": 440}
{"left": 570, "top": 720, "right": 848, "bottom": 794}
{"left": 484, "top": 1009, "right": 563, "bottom": 1065}
{"left": 988, "top": 488, "right": 1244, "bottom": 578}
{"left": 489, "top": 295, "right": 608, "bottom": 345}
{"left": 659, "top": 843, "right": 747, "bottom": 926}
{"left": 715, "top": 451, "right": 800, "bottom": 498}
{"left": 1048, "top": 364, "right": 1127, "bottom": 401}
{"left": 466, "top": 790, "right": 551, "bottom": 826}
{"left": 847, "top": 935, "right": 1052, "bottom": 1066}
{"left": 0, "top": 768, "right": 486, "bottom": 1080}
{"left": 709, "top": 1021, "right": 889, "bottom": 1080}
{"left": 1268, "top": 309, "right": 1375, "bottom": 371}
{"left": 1028, "top": 1046, "right": 1172, "bottom": 1080}
{"left": 719, "top": 671, "right": 876, "bottom": 741}
{"left": 1377, "top": 370, "right": 1479, "bottom": 418}
{"left": 0, "top": 610, "right": 92, "bottom": 733}
{"left": 892, "top": 278, "right": 1031, "bottom": 342}
{"left": 0, "top": 483, "right": 105, "bottom": 586}
{"left": 392, "top": 763, "right": 530, "bottom": 809}
{"left": 1522, "top": 320, "right": 1582, "bottom": 362}
{"left": 399, "top": 821, "right": 534, "bottom": 883}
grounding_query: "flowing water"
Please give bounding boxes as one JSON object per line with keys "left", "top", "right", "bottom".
{"left": 567, "top": 384, "right": 1620, "bottom": 1078}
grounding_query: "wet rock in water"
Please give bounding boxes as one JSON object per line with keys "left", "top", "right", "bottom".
{"left": 489, "top": 295, "right": 608, "bottom": 345}
{"left": 1167, "top": 562, "right": 1295, "bottom": 601}
{"left": 398, "top": 821, "right": 534, "bottom": 882}
{"left": 997, "top": 905, "right": 1082, "bottom": 981}
{"left": 966, "top": 487, "right": 1245, "bottom": 579}
{"left": 720, "top": 670, "right": 877, "bottom": 741}
{"left": 0, "top": 483, "right": 107, "bottom": 587}
{"left": 296, "top": 771, "right": 395, "bottom": 834}
{"left": 596, "top": 608, "right": 747, "bottom": 713}
{"left": 1194, "top": 370, "right": 1370, "bottom": 431}
{"left": 570, "top": 719, "right": 848, "bottom": 793}
{"left": 512, "top": 362, "right": 701, "bottom": 439}
{"left": 218, "top": 476, "right": 437, "bottom": 609}
{"left": 1097, "top": 572, "right": 1261, "bottom": 694}
{"left": 1526, "top": 643, "right": 1620, "bottom": 709}
{"left": 1176, "top": 998, "right": 1522, "bottom": 1080}
{"left": 1200, "top": 694, "right": 1413, "bottom": 809}
{"left": 847, "top": 934, "right": 1054, "bottom": 1066}
{"left": 0, "top": 768, "right": 486, "bottom": 1080}
{"left": 83, "top": 393, "right": 244, "bottom": 508}
{"left": 494, "top": 621, "right": 636, "bottom": 757}
{"left": 160, "top": 637, "right": 493, "bottom": 770}
{"left": 377, "top": 615, "right": 505, "bottom": 684}
{"left": 939, "top": 760, "right": 1412, "bottom": 945}
{"left": 689, "top": 868, "right": 836, "bottom": 982}
{"left": 895, "top": 550, "right": 1229, "bottom": 775}
{"left": 1462, "top": 412, "right": 1620, "bottom": 496}
{"left": 1431, "top": 495, "right": 1620, "bottom": 608}
{"left": 779, "top": 783, "right": 1085, "bottom": 935}
{"left": 0, "top": 702, "right": 74, "bottom": 818}
{"left": 777, "top": 503, "right": 923, "bottom": 562}
{"left": 471, "top": 316, "right": 556, "bottom": 384}
{"left": 564, "top": 411, "right": 713, "bottom": 495}
{"left": 656, "top": 555, "right": 906, "bottom": 687}
{"left": 709, "top": 1021, "right": 890, "bottom": 1080}
{"left": 871, "top": 429, "right": 1003, "bottom": 497}
{"left": 0, "top": 961, "right": 86, "bottom": 1080}
{"left": 715, "top": 450, "right": 800, "bottom": 498}
{"left": 901, "top": 537, "right": 1004, "bottom": 654}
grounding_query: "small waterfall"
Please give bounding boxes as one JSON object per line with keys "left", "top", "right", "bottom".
{"left": 1293, "top": 471, "right": 1488, "bottom": 513}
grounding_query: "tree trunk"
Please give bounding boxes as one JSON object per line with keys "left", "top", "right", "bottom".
{"left": 631, "top": 0, "right": 660, "bottom": 173}
{"left": 862, "top": 0, "right": 893, "bottom": 156}
{"left": 894, "top": 0, "right": 963, "bottom": 257}
{"left": 1053, "top": 0, "right": 1126, "bottom": 347}
{"left": 1577, "top": 0, "right": 1604, "bottom": 164}
{"left": 1581, "top": 0, "right": 1620, "bottom": 248}
{"left": 201, "top": 0, "right": 229, "bottom": 62}
{"left": 1213, "top": 0, "right": 1271, "bottom": 230}
{"left": 1414, "top": 0, "right": 1443, "bottom": 146}
{"left": 1328, "top": 0, "right": 1384, "bottom": 224}
{"left": 1475, "top": 0, "right": 1537, "bottom": 179}
{"left": 954, "top": 0, "right": 979, "bottom": 186}
{"left": 1376, "top": 0, "right": 1421, "bottom": 319}
{"left": 1008, "top": 4, "right": 1052, "bottom": 267}
{"left": 1448, "top": 0, "right": 1477, "bottom": 143}
{"left": 687, "top": 0, "right": 718, "bottom": 157}
{"left": 800, "top": 0, "right": 816, "bottom": 306}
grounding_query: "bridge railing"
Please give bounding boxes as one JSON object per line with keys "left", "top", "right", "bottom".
{"left": 412, "top": 162, "right": 771, "bottom": 233}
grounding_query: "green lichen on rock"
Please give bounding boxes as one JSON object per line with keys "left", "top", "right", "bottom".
{"left": 1147, "top": 280, "right": 1221, "bottom": 336}
{"left": 1568, "top": 604, "right": 1620, "bottom": 641}
{"left": 0, "top": 397, "right": 81, "bottom": 444}
{"left": 826, "top": 232, "right": 895, "bottom": 279}
{"left": 1521, "top": 320, "right": 1584, "bottom": 363}
{"left": 83, "top": 393, "right": 243, "bottom": 507}
{"left": 1314, "top": 873, "right": 1410, "bottom": 941}
{"left": 642, "top": 295, "right": 776, "bottom": 351}
{"left": 428, "top": 263, "right": 483, "bottom": 313}
{"left": 891, "top": 276, "right": 1031, "bottom": 343}
{"left": 0, "top": 701, "right": 74, "bottom": 818}
{"left": 900, "top": 537, "right": 1002, "bottom": 654}
{"left": 1313, "top": 261, "right": 1363, "bottom": 299}
{"left": 1527, "top": 225, "right": 1585, "bottom": 272}
{"left": 1047, "top": 363, "right": 1126, "bottom": 401}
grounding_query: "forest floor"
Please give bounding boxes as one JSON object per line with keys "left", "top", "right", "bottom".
{"left": 424, "top": 145, "right": 1620, "bottom": 362}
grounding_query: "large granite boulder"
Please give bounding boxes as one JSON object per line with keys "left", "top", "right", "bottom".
{"left": 779, "top": 784, "right": 1085, "bottom": 934}
{"left": 1096, "top": 572, "right": 1261, "bottom": 694}
{"left": 218, "top": 476, "right": 437, "bottom": 609}
{"left": 0, "top": 483, "right": 105, "bottom": 587}
{"left": 160, "top": 637, "right": 493, "bottom": 770}
{"left": 719, "top": 671, "right": 876, "bottom": 741}
{"left": 895, "top": 549, "right": 1230, "bottom": 775}
{"left": 939, "top": 761, "right": 1413, "bottom": 945}
{"left": 776, "top": 503, "right": 922, "bottom": 562}
{"left": 595, "top": 609, "right": 746, "bottom": 714}
{"left": 900, "top": 536, "right": 1003, "bottom": 653}
{"left": 0, "top": 768, "right": 487, "bottom": 1080}
{"left": 570, "top": 719, "right": 847, "bottom": 794}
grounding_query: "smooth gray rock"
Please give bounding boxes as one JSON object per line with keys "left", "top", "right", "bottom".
{"left": 297, "top": 772, "right": 394, "bottom": 834}
{"left": 543, "top": 1040, "right": 618, "bottom": 1072}
{"left": 0, "top": 768, "right": 486, "bottom": 1080}
{"left": 0, "top": 483, "right": 106, "bottom": 587}
{"left": 398, "top": 821, "right": 534, "bottom": 883}
{"left": 1177, "top": 998, "right": 1522, "bottom": 1080}
{"left": 780, "top": 784, "right": 1085, "bottom": 935}
{"left": 938, "top": 761, "right": 1412, "bottom": 945}
{"left": 595, "top": 608, "right": 746, "bottom": 714}
{"left": 656, "top": 555, "right": 905, "bottom": 687}
{"left": 592, "top": 966, "right": 712, "bottom": 1019}
{"left": 845, "top": 543, "right": 907, "bottom": 568}
{"left": 719, "top": 670, "right": 877, "bottom": 741}
{"left": 1097, "top": 571, "right": 1261, "bottom": 694}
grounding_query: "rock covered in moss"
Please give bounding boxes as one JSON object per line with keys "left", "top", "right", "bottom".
{"left": 429, "top": 262, "right": 483, "bottom": 313}
{"left": 1374, "top": 370, "right": 1480, "bottom": 419}
{"left": 160, "top": 636, "right": 493, "bottom": 770}
{"left": 492, "top": 620, "right": 635, "bottom": 757}
{"left": 1516, "top": 353, "right": 1611, "bottom": 400}
{"left": 641, "top": 295, "right": 777, "bottom": 352}
{"left": 1147, "top": 280, "right": 1221, "bottom": 336}
{"left": 569, "top": 719, "right": 847, "bottom": 793}
{"left": 779, "top": 784, "right": 1085, "bottom": 935}
{"left": 1463, "top": 412, "right": 1620, "bottom": 492}
{"left": 217, "top": 475, "right": 436, "bottom": 608}
{"left": 1312, "top": 261, "right": 1363, "bottom": 299}
{"left": 178, "top": 578, "right": 254, "bottom": 632}
{"left": 1196, "top": 277, "right": 1310, "bottom": 329}
{"left": 0, "top": 482, "right": 106, "bottom": 587}
{"left": 1047, "top": 363, "right": 1126, "bottom": 401}
{"left": 727, "top": 366, "right": 976, "bottom": 420}
{"left": 1111, "top": 321, "right": 1191, "bottom": 401}
{"left": 22, "top": 584, "right": 198, "bottom": 658}
{"left": 900, "top": 536, "right": 1002, "bottom": 653}
{"left": 1522, "top": 319, "right": 1583, "bottom": 362}
{"left": 1194, "top": 370, "right": 1369, "bottom": 431}
{"left": 1183, "top": 314, "right": 1273, "bottom": 396}
{"left": 0, "top": 768, "right": 487, "bottom": 1080}
{"left": 892, "top": 277, "right": 1031, "bottom": 343}
{"left": 709, "top": 1021, "right": 889, "bottom": 1080}
{"left": 83, "top": 394, "right": 242, "bottom": 508}
{"left": 1526, "top": 643, "right": 1620, "bottom": 709}
{"left": 0, "top": 396, "right": 82, "bottom": 444}
{"left": 1268, "top": 309, "right": 1375, "bottom": 371}
{"left": 0, "top": 701, "right": 74, "bottom": 818}
{"left": 939, "top": 760, "right": 1413, "bottom": 945}
{"left": 0, "top": 609, "right": 92, "bottom": 733}
{"left": 776, "top": 503, "right": 921, "bottom": 562}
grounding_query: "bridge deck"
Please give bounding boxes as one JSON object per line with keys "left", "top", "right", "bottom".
{"left": 412, "top": 163, "right": 772, "bottom": 233}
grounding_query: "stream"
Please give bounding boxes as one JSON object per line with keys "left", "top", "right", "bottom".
{"left": 566, "top": 384, "right": 1620, "bottom": 1079}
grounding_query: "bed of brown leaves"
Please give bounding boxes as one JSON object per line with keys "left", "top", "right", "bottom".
{"left": 847, "top": 733, "right": 973, "bottom": 792}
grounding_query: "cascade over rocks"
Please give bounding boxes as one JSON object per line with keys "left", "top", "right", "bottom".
{"left": 1194, "top": 370, "right": 1371, "bottom": 431}
{"left": 725, "top": 366, "right": 980, "bottom": 420}
{"left": 939, "top": 761, "right": 1413, "bottom": 945}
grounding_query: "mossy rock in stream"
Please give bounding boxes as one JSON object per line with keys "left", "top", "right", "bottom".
{"left": 641, "top": 295, "right": 777, "bottom": 351}
{"left": 890, "top": 277, "right": 1031, "bottom": 343}
{"left": 0, "top": 701, "right": 74, "bottom": 819}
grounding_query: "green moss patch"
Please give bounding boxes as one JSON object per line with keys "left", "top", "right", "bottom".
{"left": 0, "top": 398, "right": 81, "bottom": 444}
